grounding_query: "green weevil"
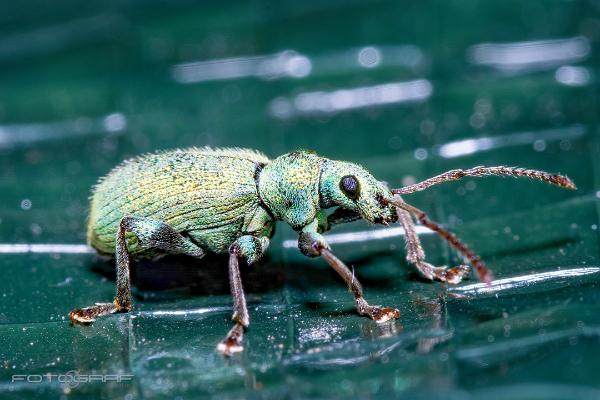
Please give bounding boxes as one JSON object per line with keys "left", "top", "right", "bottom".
{"left": 69, "top": 147, "right": 576, "bottom": 355}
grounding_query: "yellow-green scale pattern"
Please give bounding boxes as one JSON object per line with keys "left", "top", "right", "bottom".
{"left": 87, "top": 147, "right": 272, "bottom": 256}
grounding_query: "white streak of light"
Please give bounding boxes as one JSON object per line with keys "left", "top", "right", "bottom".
{"left": 0, "top": 112, "right": 127, "bottom": 148}
{"left": 468, "top": 36, "right": 590, "bottom": 72}
{"left": 269, "top": 79, "right": 432, "bottom": 119}
{"left": 282, "top": 225, "right": 432, "bottom": 249}
{"left": 436, "top": 124, "right": 585, "bottom": 158}
{"left": 172, "top": 45, "right": 424, "bottom": 85}
{"left": 172, "top": 50, "right": 312, "bottom": 83}
{"left": 141, "top": 307, "right": 230, "bottom": 317}
{"left": 0, "top": 244, "right": 94, "bottom": 254}
{"left": 450, "top": 267, "right": 600, "bottom": 296}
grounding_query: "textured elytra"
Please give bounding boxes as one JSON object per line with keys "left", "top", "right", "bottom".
{"left": 88, "top": 147, "right": 273, "bottom": 255}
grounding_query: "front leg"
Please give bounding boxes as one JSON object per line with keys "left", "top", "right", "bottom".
{"left": 298, "top": 221, "right": 400, "bottom": 323}
{"left": 395, "top": 199, "right": 470, "bottom": 284}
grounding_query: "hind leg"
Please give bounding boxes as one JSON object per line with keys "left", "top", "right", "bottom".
{"left": 70, "top": 216, "right": 205, "bottom": 324}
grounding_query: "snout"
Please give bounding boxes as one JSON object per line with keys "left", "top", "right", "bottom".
{"left": 368, "top": 204, "right": 398, "bottom": 225}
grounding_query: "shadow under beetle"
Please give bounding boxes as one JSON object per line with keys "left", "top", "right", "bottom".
{"left": 69, "top": 147, "right": 576, "bottom": 355}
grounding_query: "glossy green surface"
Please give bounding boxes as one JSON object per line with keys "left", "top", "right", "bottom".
{"left": 1, "top": 1, "right": 599, "bottom": 399}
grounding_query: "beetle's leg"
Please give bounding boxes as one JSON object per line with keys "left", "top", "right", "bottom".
{"left": 217, "top": 245, "right": 248, "bottom": 356}
{"left": 217, "top": 235, "right": 269, "bottom": 356}
{"left": 392, "top": 166, "right": 576, "bottom": 195}
{"left": 70, "top": 216, "right": 205, "bottom": 324}
{"left": 395, "top": 199, "right": 469, "bottom": 284}
{"left": 298, "top": 222, "right": 400, "bottom": 323}
{"left": 391, "top": 200, "right": 492, "bottom": 283}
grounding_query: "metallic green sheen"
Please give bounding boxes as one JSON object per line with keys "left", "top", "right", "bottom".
{"left": 87, "top": 147, "right": 274, "bottom": 256}
{"left": 257, "top": 150, "right": 397, "bottom": 231}
{"left": 88, "top": 147, "right": 396, "bottom": 258}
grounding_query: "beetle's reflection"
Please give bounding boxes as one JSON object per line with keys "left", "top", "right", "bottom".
{"left": 360, "top": 295, "right": 452, "bottom": 354}
{"left": 413, "top": 296, "right": 454, "bottom": 354}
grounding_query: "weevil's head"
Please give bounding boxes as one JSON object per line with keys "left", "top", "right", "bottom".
{"left": 319, "top": 159, "right": 397, "bottom": 224}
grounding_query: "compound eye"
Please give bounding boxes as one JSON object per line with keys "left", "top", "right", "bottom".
{"left": 340, "top": 175, "right": 360, "bottom": 200}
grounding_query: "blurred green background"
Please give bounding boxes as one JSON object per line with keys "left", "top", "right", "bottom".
{"left": 1, "top": 0, "right": 599, "bottom": 399}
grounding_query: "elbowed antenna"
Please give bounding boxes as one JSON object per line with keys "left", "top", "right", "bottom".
{"left": 392, "top": 166, "right": 577, "bottom": 195}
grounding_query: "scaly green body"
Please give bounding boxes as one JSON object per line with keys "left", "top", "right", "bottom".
{"left": 88, "top": 147, "right": 275, "bottom": 256}
{"left": 74, "top": 145, "right": 574, "bottom": 356}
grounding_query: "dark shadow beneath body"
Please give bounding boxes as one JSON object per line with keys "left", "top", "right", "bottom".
{"left": 90, "top": 253, "right": 284, "bottom": 300}
{"left": 88, "top": 249, "right": 427, "bottom": 303}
